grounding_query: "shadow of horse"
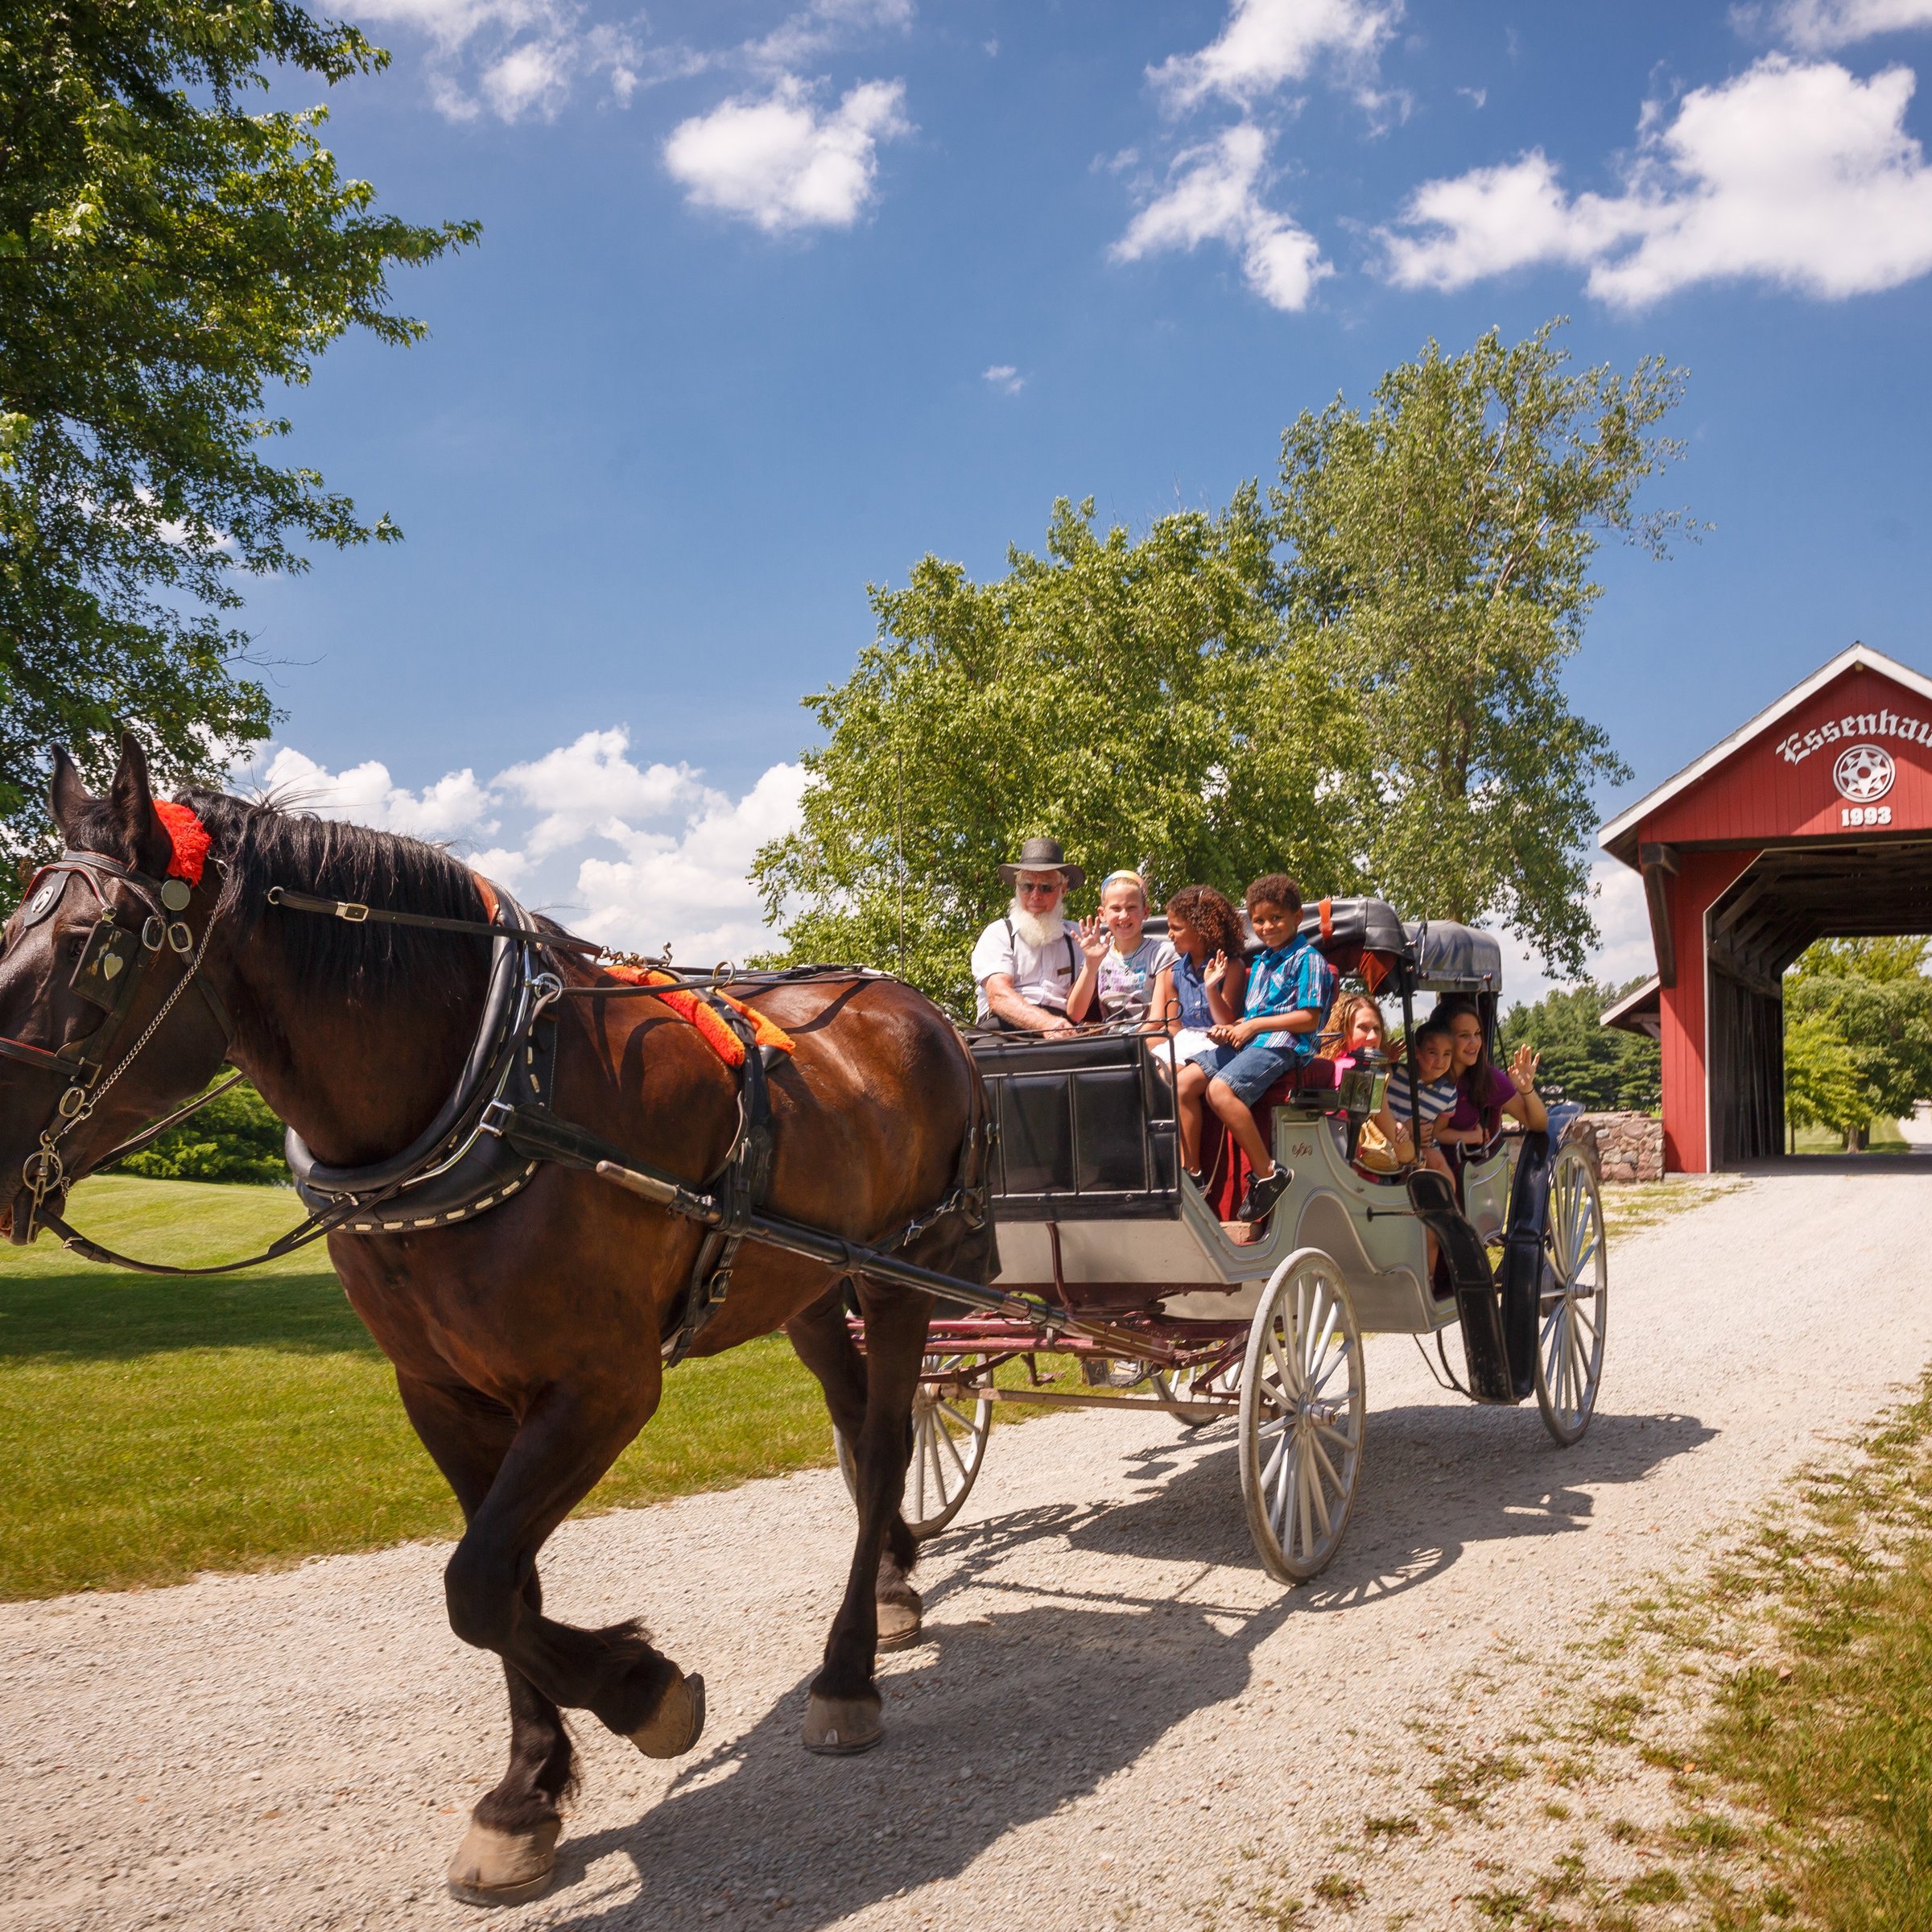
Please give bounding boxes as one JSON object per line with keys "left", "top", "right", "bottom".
{"left": 540, "top": 1591, "right": 1295, "bottom": 1929}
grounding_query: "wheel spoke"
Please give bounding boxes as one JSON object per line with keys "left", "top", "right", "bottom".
{"left": 1307, "top": 1336, "right": 1350, "bottom": 1400}
{"left": 1308, "top": 1426, "right": 1345, "bottom": 1497}
{"left": 938, "top": 1419, "right": 972, "bottom": 1484}
{"left": 1302, "top": 1291, "right": 1340, "bottom": 1385}
{"left": 1303, "top": 1435, "right": 1333, "bottom": 1538}
{"left": 1297, "top": 1445, "right": 1315, "bottom": 1556}
{"left": 1270, "top": 1324, "right": 1302, "bottom": 1400}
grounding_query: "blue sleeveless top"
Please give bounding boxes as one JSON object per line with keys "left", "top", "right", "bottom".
{"left": 1171, "top": 950, "right": 1215, "bottom": 1029}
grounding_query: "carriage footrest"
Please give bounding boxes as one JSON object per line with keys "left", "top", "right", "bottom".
{"left": 1406, "top": 1170, "right": 1516, "bottom": 1404}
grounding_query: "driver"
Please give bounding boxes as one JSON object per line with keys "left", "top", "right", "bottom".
{"left": 970, "top": 837, "right": 1100, "bottom": 1032}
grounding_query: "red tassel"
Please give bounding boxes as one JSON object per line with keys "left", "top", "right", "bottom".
{"left": 154, "top": 800, "right": 211, "bottom": 886}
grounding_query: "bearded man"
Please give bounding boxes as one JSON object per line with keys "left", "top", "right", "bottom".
{"left": 970, "top": 836, "right": 1102, "bottom": 1032}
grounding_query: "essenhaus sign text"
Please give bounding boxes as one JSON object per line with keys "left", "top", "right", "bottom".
{"left": 1777, "top": 706, "right": 1932, "bottom": 766}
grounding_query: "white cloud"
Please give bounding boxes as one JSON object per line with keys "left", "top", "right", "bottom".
{"left": 242, "top": 747, "right": 500, "bottom": 842}
{"left": 1382, "top": 56, "right": 1932, "bottom": 306}
{"left": 663, "top": 76, "right": 911, "bottom": 231}
{"left": 493, "top": 728, "right": 708, "bottom": 857}
{"left": 1150, "top": 0, "right": 1398, "bottom": 111}
{"left": 231, "top": 733, "right": 807, "bottom": 966}
{"left": 746, "top": 0, "right": 914, "bottom": 69}
{"left": 572, "top": 762, "right": 810, "bottom": 960}
{"left": 982, "top": 363, "right": 1024, "bottom": 394}
{"left": 1765, "top": 0, "right": 1932, "bottom": 48}
{"left": 1113, "top": 123, "right": 1331, "bottom": 310}
{"left": 349, "top": 0, "right": 642, "bottom": 122}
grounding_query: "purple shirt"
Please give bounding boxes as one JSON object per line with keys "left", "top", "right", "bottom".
{"left": 1447, "top": 1066, "right": 1516, "bottom": 1135}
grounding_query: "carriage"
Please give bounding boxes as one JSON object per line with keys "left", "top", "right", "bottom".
{"left": 839, "top": 897, "right": 1608, "bottom": 1583}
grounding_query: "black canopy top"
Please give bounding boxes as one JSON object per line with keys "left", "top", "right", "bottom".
{"left": 1286, "top": 896, "right": 1503, "bottom": 995}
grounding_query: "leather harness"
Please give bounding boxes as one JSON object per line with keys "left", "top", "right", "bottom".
{"left": 2, "top": 847, "right": 982, "bottom": 1364}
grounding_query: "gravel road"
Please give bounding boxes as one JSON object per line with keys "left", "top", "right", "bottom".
{"left": 2, "top": 1170, "right": 1928, "bottom": 1932}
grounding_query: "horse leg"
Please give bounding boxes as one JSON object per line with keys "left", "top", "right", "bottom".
{"left": 438, "top": 1380, "right": 707, "bottom": 1761}
{"left": 398, "top": 1376, "right": 577, "bottom": 1907}
{"left": 785, "top": 1284, "right": 924, "bottom": 1650}
{"left": 800, "top": 1279, "right": 932, "bottom": 1755}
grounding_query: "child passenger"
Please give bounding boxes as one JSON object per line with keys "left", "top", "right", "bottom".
{"left": 1179, "top": 873, "right": 1336, "bottom": 1224}
{"left": 1088, "top": 871, "right": 1177, "bottom": 1026}
{"left": 1386, "top": 1017, "right": 1460, "bottom": 1181}
{"left": 1152, "top": 883, "right": 1249, "bottom": 1067}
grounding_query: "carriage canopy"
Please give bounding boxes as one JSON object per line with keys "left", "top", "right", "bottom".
{"left": 1294, "top": 897, "right": 1503, "bottom": 997}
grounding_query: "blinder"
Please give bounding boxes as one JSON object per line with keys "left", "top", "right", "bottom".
{"left": 1, "top": 844, "right": 228, "bottom": 1241}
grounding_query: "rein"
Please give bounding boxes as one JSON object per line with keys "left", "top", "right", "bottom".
{"left": 9, "top": 828, "right": 957, "bottom": 1307}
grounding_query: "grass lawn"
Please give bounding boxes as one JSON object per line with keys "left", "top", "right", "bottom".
{"left": 1692, "top": 1373, "right": 1932, "bottom": 1929}
{"left": 0, "top": 1177, "right": 849, "bottom": 1601}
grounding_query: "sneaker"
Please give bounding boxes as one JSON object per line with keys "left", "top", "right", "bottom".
{"left": 1237, "top": 1165, "right": 1290, "bottom": 1224}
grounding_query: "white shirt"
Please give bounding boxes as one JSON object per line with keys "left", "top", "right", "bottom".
{"left": 971, "top": 915, "right": 1084, "bottom": 1022}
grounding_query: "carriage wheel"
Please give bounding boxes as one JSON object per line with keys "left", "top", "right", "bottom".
{"left": 834, "top": 1353, "right": 993, "bottom": 1539}
{"left": 1535, "top": 1143, "right": 1608, "bottom": 1446}
{"left": 1237, "top": 1249, "right": 1365, "bottom": 1584}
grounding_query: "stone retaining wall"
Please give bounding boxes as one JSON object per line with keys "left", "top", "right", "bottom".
{"left": 1578, "top": 1109, "right": 1664, "bottom": 1183}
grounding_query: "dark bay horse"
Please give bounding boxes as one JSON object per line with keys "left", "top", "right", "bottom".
{"left": 0, "top": 736, "right": 993, "bottom": 1905}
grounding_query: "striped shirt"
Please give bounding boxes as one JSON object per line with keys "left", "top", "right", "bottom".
{"left": 1386, "top": 1068, "right": 1459, "bottom": 1129}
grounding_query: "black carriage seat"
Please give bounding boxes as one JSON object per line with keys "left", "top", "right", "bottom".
{"left": 969, "top": 1030, "right": 1179, "bottom": 1220}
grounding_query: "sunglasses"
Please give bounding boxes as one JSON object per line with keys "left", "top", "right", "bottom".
{"left": 1016, "top": 881, "right": 1061, "bottom": 896}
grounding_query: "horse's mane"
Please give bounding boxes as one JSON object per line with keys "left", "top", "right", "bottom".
{"left": 175, "top": 787, "right": 492, "bottom": 1007}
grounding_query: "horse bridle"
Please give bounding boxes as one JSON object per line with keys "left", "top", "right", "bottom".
{"left": 0, "top": 849, "right": 229, "bottom": 1238}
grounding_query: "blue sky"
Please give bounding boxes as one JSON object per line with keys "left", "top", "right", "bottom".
{"left": 242, "top": 0, "right": 1932, "bottom": 990}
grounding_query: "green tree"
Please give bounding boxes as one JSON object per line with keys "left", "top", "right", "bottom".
{"left": 111, "top": 1075, "right": 287, "bottom": 1184}
{"left": 753, "top": 493, "right": 1356, "bottom": 1015}
{"left": 1782, "top": 1011, "right": 1872, "bottom": 1151}
{"left": 1499, "top": 977, "right": 1661, "bottom": 1113}
{"left": 1, "top": 0, "right": 477, "bottom": 873}
{"left": 1274, "top": 321, "right": 1693, "bottom": 976}
{"left": 1784, "top": 937, "right": 1932, "bottom": 1148}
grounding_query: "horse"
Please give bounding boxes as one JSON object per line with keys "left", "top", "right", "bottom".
{"left": 0, "top": 733, "right": 995, "bottom": 1906}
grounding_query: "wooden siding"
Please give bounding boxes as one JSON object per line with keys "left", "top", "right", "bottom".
{"left": 1642, "top": 664, "right": 1932, "bottom": 848}
{"left": 1657, "top": 848, "right": 1756, "bottom": 1173}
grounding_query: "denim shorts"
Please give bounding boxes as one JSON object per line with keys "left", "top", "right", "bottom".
{"left": 1194, "top": 1038, "right": 1307, "bottom": 1105}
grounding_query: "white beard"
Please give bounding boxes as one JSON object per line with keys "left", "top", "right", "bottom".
{"left": 1009, "top": 898, "right": 1066, "bottom": 949}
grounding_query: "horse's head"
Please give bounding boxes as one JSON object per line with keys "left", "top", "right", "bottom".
{"left": 0, "top": 733, "right": 230, "bottom": 1241}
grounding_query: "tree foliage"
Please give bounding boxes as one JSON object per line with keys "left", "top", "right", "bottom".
{"left": 1275, "top": 321, "right": 1691, "bottom": 976}
{"left": 753, "top": 493, "right": 1354, "bottom": 1015}
{"left": 110, "top": 1075, "right": 287, "bottom": 1184}
{"left": 758, "top": 323, "right": 1690, "bottom": 1009}
{"left": 1784, "top": 936, "right": 1932, "bottom": 1147}
{"left": 0, "top": 0, "right": 477, "bottom": 872}
{"left": 1499, "top": 978, "right": 1662, "bottom": 1113}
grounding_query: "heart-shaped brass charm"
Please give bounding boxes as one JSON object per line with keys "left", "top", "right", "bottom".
{"left": 101, "top": 953, "right": 123, "bottom": 980}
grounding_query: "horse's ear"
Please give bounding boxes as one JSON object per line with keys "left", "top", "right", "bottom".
{"left": 49, "top": 747, "right": 90, "bottom": 840}
{"left": 107, "top": 732, "right": 174, "bottom": 877}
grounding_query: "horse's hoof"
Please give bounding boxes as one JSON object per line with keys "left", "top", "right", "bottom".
{"left": 628, "top": 1669, "right": 705, "bottom": 1758}
{"left": 803, "top": 1692, "right": 884, "bottom": 1755}
{"left": 444, "top": 1816, "right": 561, "bottom": 1907}
{"left": 876, "top": 1595, "right": 923, "bottom": 1651}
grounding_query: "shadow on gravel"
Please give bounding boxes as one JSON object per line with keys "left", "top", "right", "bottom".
{"left": 528, "top": 1404, "right": 1715, "bottom": 1929}
{"left": 539, "top": 1592, "right": 1296, "bottom": 1930}
{"left": 1021, "top": 1402, "right": 1715, "bottom": 1612}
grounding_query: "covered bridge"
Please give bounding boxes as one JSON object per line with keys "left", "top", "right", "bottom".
{"left": 1600, "top": 642, "right": 1932, "bottom": 1172}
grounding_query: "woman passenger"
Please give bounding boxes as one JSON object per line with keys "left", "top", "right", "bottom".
{"left": 1432, "top": 998, "right": 1546, "bottom": 1162}
{"left": 1154, "top": 886, "right": 1249, "bottom": 1181}
{"left": 1321, "top": 993, "right": 1412, "bottom": 1177}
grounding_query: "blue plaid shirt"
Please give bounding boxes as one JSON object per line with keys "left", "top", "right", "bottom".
{"left": 1243, "top": 935, "right": 1336, "bottom": 1061}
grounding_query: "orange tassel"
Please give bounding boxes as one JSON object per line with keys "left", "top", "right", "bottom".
{"left": 601, "top": 965, "right": 795, "bottom": 1065}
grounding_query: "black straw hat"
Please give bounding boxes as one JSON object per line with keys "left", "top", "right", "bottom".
{"left": 997, "top": 836, "right": 1086, "bottom": 890}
